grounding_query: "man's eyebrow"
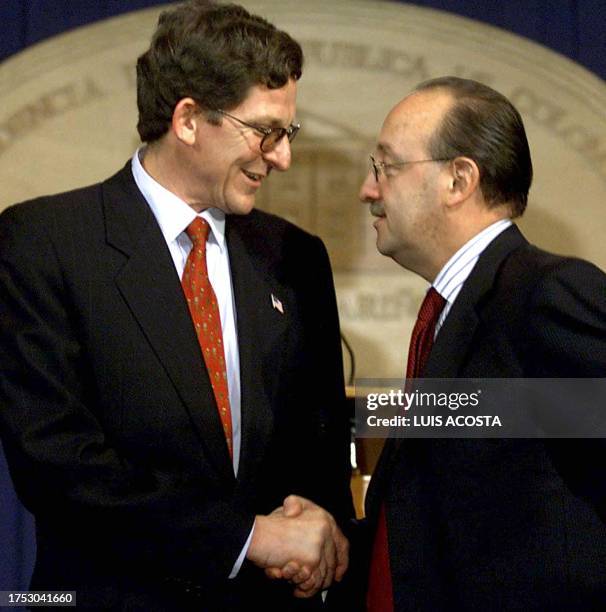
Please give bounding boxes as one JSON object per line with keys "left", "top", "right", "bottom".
{"left": 247, "top": 115, "right": 295, "bottom": 128}
{"left": 376, "top": 142, "right": 395, "bottom": 156}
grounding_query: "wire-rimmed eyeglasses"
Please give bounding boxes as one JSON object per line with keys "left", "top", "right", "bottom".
{"left": 369, "top": 154, "right": 451, "bottom": 181}
{"left": 217, "top": 109, "right": 300, "bottom": 153}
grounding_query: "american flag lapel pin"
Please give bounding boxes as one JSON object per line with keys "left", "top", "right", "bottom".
{"left": 271, "top": 293, "right": 284, "bottom": 314}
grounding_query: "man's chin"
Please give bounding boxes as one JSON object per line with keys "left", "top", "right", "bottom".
{"left": 375, "top": 233, "right": 392, "bottom": 258}
{"left": 226, "top": 196, "right": 257, "bottom": 215}
{"left": 376, "top": 243, "right": 391, "bottom": 258}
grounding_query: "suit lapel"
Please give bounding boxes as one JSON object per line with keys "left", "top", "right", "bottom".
{"left": 425, "top": 225, "right": 528, "bottom": 378}
{"left": 226, "top": 216, "right": 281, "bottom": 485}
{"left": 101, "top": 165, "right": 234, "bottom": 482}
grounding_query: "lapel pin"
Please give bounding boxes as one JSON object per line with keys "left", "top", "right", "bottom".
{"left": 271, "top": 293, "right": 284, "bottom": 314}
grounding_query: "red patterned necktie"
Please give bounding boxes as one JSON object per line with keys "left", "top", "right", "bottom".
{"left": 405, "top": 287, "right": 447, "bottom": 380}
{"left": 182, "top": 217, "right": 233, "bottom": 459}
{"left": 367, "top": 287, "right": 446, "bottom": 611}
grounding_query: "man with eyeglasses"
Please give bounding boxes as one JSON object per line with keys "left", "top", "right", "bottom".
{"left": 0, "top": 1, "right": 354, "bottom": 609}
{"left": 359, "top": 77, "right": 606, "bottom": 611}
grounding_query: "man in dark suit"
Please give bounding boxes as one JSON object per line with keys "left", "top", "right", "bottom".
{"left": 0, "top": 1, "right": 353, "bottom": 609}
{"left": 359, "top": 76, "right": 606, "bottom": 610}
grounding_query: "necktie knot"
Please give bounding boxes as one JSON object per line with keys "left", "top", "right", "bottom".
{"left": 185, "top": 217, "right": 211, "bottom": 248}
{"left": 417, "top": 287, "right": 446, "bottom": 324}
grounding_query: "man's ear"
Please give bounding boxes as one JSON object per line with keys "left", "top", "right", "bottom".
{"left": 445, "top": 156, "right": 480, "bottom": 208}
{"left": 171, "top": 97, "right": 200, "bottom": 146}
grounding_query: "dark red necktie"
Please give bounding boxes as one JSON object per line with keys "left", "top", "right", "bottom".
{"left": 181, "top": 218, "right": 233, "bottom": 459}
{"left": 405, "top": 287, "right": 447, "bottom": 380}
{"left": 367, "top": 288, "right": 446, "bottom": 611}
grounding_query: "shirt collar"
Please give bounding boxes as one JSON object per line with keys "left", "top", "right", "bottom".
{"left": 131, "top": 147, "right": 226, "bottom": 250}
{"left": 433, "top": 218, "right": 513, "bottom": 298}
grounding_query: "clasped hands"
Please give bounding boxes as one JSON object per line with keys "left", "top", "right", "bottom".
{"left": 246, "top": 495, "right": 349, "bottom": 598}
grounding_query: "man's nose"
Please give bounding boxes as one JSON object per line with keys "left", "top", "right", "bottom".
{"left": 262, "top": 136, "right": 292, "bottom": 172}
{"left": 359, "top": 170, "right": 380, "bottom": 203}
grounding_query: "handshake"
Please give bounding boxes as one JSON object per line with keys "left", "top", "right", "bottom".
{"left": 246, "top": 495, "right": 349, "bottom": 598}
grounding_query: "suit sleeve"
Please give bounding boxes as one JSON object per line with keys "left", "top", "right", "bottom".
{"left": 0, "top": 204, "right": 252, "bottom": 584}
{"left": 527, "top": 257, "right": 606, "bottom": 521}
{"left": 527, "top": 257, "right": 606, "bottom": 376}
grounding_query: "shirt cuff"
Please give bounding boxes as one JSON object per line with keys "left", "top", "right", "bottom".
{"left": 228, "top": 519, "right": 255, "bottom": 578}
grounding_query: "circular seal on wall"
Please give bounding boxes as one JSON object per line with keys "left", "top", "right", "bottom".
{"left": 1, "top": 0, "right": 604, "bottom": 377}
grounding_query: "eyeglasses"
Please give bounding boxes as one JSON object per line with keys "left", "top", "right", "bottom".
{"left": 369, "top": 154, "right": 451, "bottom": 182}
{"left": 217, "top": 109, "right": 300, "bottom": 153}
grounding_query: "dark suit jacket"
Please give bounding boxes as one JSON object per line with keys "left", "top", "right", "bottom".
{"left": 365, "top": 225, "right": 606, "bottom": 611}
{"left": 0, "top": 163, "right": 353, "bottom": 610}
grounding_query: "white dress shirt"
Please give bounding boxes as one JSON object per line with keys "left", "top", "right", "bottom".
{"left": 131, "top": 149, "right": 251, "bottom": 577}
{"left": 432, "top": 219, "right": 513, "bottom": 336}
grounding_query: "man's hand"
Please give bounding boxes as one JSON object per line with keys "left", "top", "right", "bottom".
{"left": 249, "top": 495, "right": 349, "bottom": 598}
